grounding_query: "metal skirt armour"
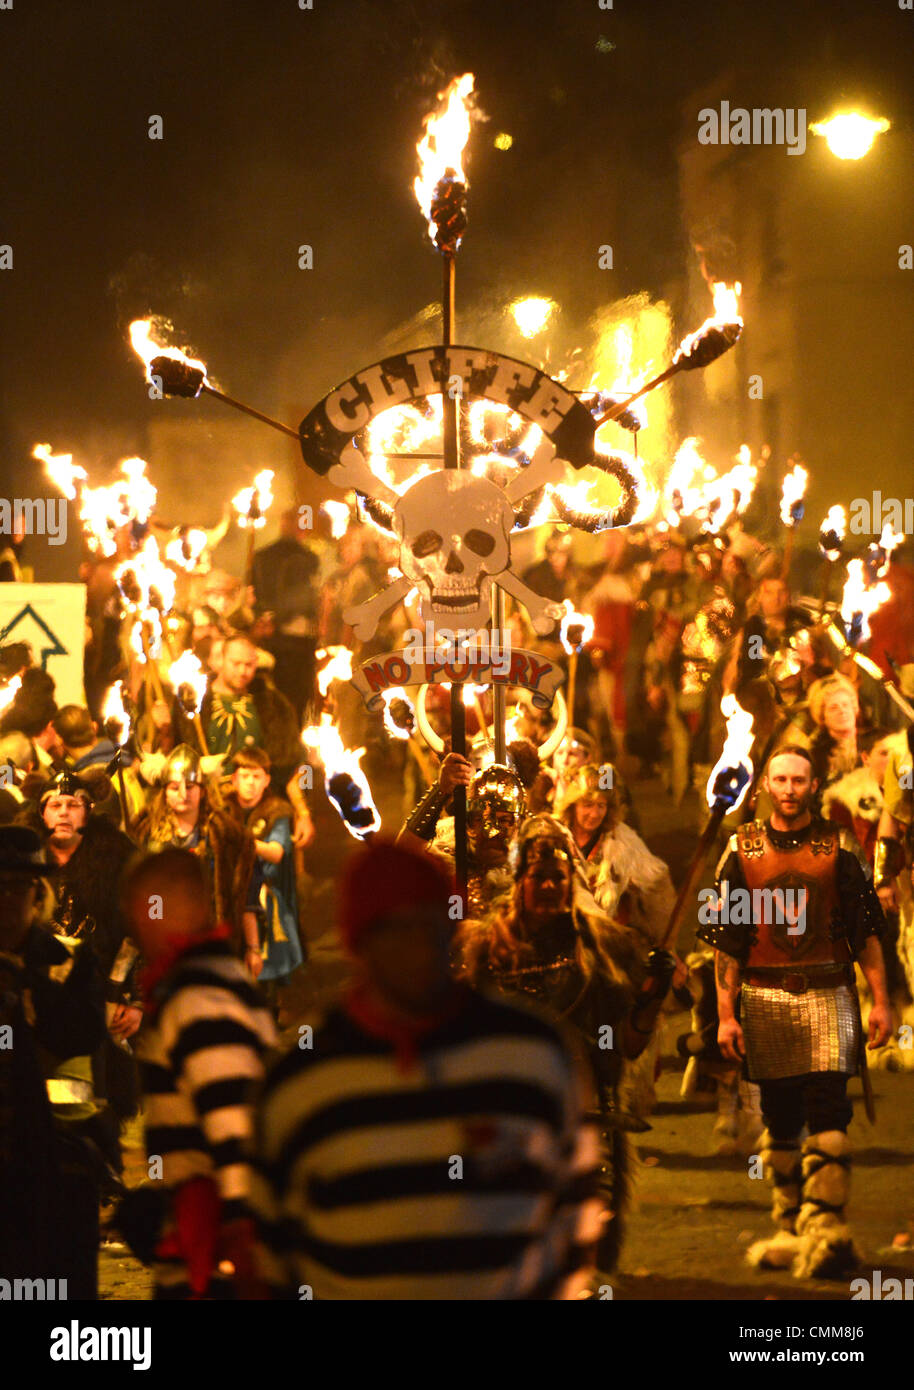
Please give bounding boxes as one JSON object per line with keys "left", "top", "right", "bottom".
{"left": 741, "top": 983, "right": 859, "bottom": 1080}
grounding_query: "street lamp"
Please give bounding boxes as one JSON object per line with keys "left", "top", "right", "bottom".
{"left": 810, "top": 111, "right": 890, "bottom": 160}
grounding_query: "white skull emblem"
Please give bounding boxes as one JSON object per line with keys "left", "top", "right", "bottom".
{"left": 395, "top": 472, "right": 513, "bottom": 634}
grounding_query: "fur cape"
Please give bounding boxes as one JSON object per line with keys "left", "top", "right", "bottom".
{"left": 592, "top": 821, "right": 675, "bottom": 949}
{"left": 137, "top": 800, "right": 257, "bottom": 956}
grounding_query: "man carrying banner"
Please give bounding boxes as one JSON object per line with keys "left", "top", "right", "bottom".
{"left": 697, "top": 745, "right": 892, "bottom": 1279}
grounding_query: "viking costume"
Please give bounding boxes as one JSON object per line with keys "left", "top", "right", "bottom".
{"left": 457, "top": 816, "right": 673, "bottom": 1272}
{"left": 404, "top": 764, "right": 526, "bottom": 917}
{"left": 698, "top": 815, "right": 886, "bottom": 1277}
{"left": 559, "top": 764, "right": 676, "bottom": 1124}
{"left": 38, "top": 769, "right": 141, "bottom": 1165}
{"left": 225, "top": 786, "right": 304, "bottom": 982}
{"left": 136, "top": 746, "right": 257, "bottom": 959}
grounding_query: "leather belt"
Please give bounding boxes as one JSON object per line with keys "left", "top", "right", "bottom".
{"left": 744, "top": 963, "right": 851, "bottom": 994}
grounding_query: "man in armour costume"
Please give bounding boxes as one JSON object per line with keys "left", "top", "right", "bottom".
{"left": 698, "top": 745, "right": 892, "bottom": 1278}
{"left": 398, "top": 755, "right": 526, "bottom": 915}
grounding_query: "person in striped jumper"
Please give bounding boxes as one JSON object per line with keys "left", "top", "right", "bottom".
{"left": 249, "top": 839, "right": 603, "bottom": 1300}
{"left": 121, "top": 848, "right": 277, "bottom": 1299}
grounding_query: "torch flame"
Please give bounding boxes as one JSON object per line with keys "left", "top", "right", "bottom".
{"left": 706, "top": 694, "right": 754, "bottom": 812}
{"left": 0, "top": 675, "right": 22, "bottom": 714}
{"left": 321, "top": 500, "right": 351, "bottom": 540}
{"left": 413, "top": 72, "right": 475, "bottom": 244}
{"left": 779, "top": 463, "right": 809, "bottom": 526}
{"left": 820, "top": 505, "right": 847, "bottom": 542}
{"left": 129, "top": 318, "right": 208, "bottom": 383}
{"left": 559, "top": 600, "right": 595, "bottom": 655}
{"left": 380, "top": 687, "right": 413, "bottom": 742}
{"left": 302, "top": 714, "right": 381, "bottom": 840}
{"left": 232, "top": 470, "right": 275, "bottom": 527}
{"left": 674, "top": 281, "right": 743, "bottom": 364}
{"left": 316, "top": 645, "right": 354, "bottom": 698}
{"left": 167, "top": 650, "right": 208, "bottom": 714}
{"left": 840, "top": 557, "right": 891, "bottom": 645}
{"left": 101, "top": 682, "right": 131, "bottom": 741}
{"left": 33, "top": 443, "right": 87, "bottom": 500}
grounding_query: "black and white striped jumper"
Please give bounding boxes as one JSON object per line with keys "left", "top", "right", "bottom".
{"left": 138, "top": 940, "right": 277, "bottom": 1299}
{"left": 250, "top": 988, "right": 602, "bottom": 1300}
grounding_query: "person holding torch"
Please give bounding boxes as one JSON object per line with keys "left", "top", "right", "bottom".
{"left": 697, "top": 745, "right": 892, "bottom": 1280}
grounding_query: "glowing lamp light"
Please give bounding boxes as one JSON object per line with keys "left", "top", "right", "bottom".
{"left": 510, "top": 296, "right": 556, "bottom": 338}
{"left": 810, "top": 112, "right": 890, "bottom": 160}
{"left": 493, "top": 132, "right": 513, "bottom": 151}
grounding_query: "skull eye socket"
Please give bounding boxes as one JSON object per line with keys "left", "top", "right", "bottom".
{"left": 411, "top": 530, "right": 443, "bottom": 558}
{"left": 464, "top": 528, "right": 496, "bottom": 557}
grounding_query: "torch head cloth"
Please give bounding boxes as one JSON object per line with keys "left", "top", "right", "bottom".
{"left": 339, "top": 837, "right": 456, "bottom": 955}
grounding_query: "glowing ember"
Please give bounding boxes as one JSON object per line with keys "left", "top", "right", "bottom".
{"left": 302, "top": 714, "right": 381, "bottom": 840}
{"left": 129, "top": 318, "right": 208, "bottom": 396}
{"left": 167, "top": 650, "right": 207, "bottom": 713}
{"left": 840, "top": 557, "right": 891, "bottom": 646}
{"left": 510, "top": 296, "right": 557, "bottom": 338}
{"left": 706, "top": 694, "right": 754, "bottom": 811}
{"left": 33, "top": 443, "right": 87, "bottom": 500}
{"left": 232, "top": 470, "right": 274, "bottom": 527}
{"left": 316, "top": 645, "right": 354, "bottom": 698}
{"left": 779, "top": 463, "right": 808, "bottom": 527}
{"left": 414, "top": 72, "right": 475, "bottom": 247}
{"left": 810, "top": 112, "right": 890, "bottom": 161}
{"left": 559, "top": 601, "right": 595, "bottom": 655}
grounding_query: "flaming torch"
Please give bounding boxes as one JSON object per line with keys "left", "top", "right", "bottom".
{"left": 414, "top": 71, "right": 476, "bottom": 904}
{"left": 101, "top": 681, "right": 134, "bottom": 832}
{"left": 779, "top": 458, "right": 808, "bottom": 581}
{"left": 593, "top": 282, "right": 743, "bottom": 428}
{"left": 559, "top": 601, "right": 595, "bottom": 726}
{"left": 660, "top": 694, "right": 754, "bottom": 951}
{"left": 381, "top": 686, "right": 435, "bottom": 783}
{"left": 302, "top": 716, "right": 381, "bottom": 840}
{"left": 129, "top": 318, "right": 301, "bottom": 441}
{"left": 818, "top": 504, "right": 847, "bottom": 612}
{"left": 167, "top": 649, "right": 210, "bottom": 754}
{"left": 33, "top": 443, "right": 87, "bottom": 499}
{"left": 232, "top": 469, "right": 275, "bottom": 582}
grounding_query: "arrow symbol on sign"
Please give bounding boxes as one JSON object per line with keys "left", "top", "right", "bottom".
{"left": 0, "top": 603, "right": 69, "bottom": 669}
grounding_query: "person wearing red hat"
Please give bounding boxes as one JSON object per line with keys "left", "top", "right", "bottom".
{"left": 250, "top": 837, "right": 602, "bottom": 1300}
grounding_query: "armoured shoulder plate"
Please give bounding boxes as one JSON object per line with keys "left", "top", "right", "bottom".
{"left": 809, "top": 825, "right": 837, "bottom": 857}
{"left": 737, "top": 821, "right": 766, "bottom": 859}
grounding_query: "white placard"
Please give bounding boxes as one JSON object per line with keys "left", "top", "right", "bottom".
{"left": 0, "top": 583, "right": 87, "bottom": 706}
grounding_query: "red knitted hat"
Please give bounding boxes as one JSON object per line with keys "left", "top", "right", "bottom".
{"left": 338, "top": 837, "right": 455, "bottom": 953}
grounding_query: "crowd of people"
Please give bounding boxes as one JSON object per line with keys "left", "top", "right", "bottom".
{"left": 1, "top": 488, "right": 913, "bottom": 1299}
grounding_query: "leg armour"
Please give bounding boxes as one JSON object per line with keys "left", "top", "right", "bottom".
{"left": 791, "top": 1130, "right": 858, "bottom": 1279}
{"left": 746, "top": 1130, "right": 802, "bottom": 1270}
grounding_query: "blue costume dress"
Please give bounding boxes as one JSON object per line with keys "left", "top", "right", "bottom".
{"left": 247, "top": 806, "right": 304, "bottom": 982}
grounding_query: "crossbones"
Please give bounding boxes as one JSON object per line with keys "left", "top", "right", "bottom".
{"left": 334, "top": 435, "right": 634, "bottom": 641}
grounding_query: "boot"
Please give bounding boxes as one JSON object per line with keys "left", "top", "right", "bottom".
{"left": 791, "top": 1130, "right": 858, "bottom": 1279}
{"left": 746, "top": 1130, "right": 802, "bottom": 1269}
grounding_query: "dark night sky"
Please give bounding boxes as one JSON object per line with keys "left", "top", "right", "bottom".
{"left": 2, "top": 0, "right": 912, "bottom": 575}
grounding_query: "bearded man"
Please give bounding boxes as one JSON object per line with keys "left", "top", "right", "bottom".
{"left": 698, "top": 745, "right": 892, "bottom": 1279}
